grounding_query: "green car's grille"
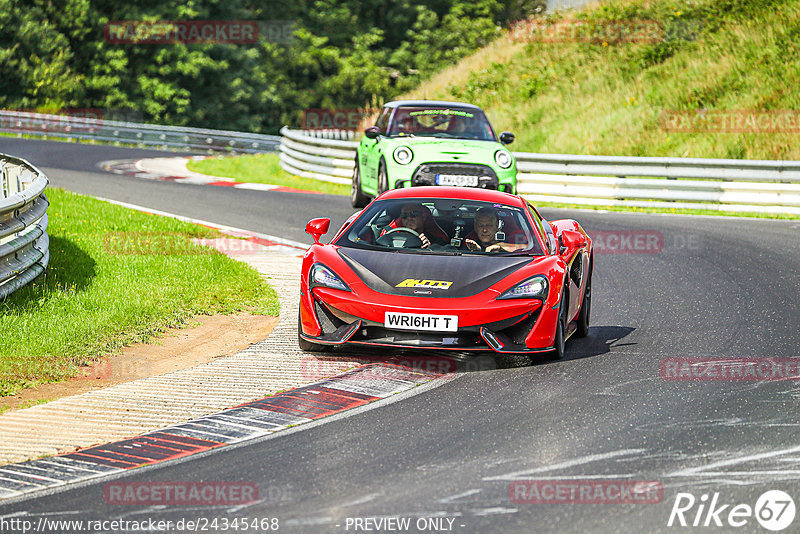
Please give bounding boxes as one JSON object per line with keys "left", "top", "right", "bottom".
{"left": 411, "top": 163, "right": 499, "bottom": 189}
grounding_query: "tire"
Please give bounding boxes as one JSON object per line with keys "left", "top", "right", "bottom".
{"left": 377, "top": 160, "right": 389, "bottom": 195}
{"left": 575, "top": 270, "right": 592, "bottom": 338}
{"left": 298, "top": 311, "right": 332, "bottom": 352}
{"left": 550, "top": 290, "right": 567, "bottom": 360}
{"left": 350, "top": 157, "right": 370, "bottom": 208}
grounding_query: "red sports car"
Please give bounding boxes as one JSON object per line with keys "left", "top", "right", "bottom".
{"left": 299, "top": 186, "right": 592, "bottom": 359}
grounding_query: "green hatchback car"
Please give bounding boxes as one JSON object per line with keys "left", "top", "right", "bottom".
{"left": 350, "top": 100, "right": 517, "bottom": 208}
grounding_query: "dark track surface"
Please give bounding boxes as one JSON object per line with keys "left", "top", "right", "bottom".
{"left": 2, "top": 138, "right": 800, "bottom": 533}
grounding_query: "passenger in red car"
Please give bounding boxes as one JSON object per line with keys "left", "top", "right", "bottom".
{"left": 465, "top": 207, "right": 526, "bottom": 252}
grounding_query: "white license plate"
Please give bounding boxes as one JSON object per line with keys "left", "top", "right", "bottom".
{"left": 435, "top": 174, "right": 478, "bottom": 187}
{"left": 385, "top": 312, "right": 458, "bottom": 332}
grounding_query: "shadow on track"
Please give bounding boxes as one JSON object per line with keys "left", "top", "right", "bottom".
{"left": 309, "top": 325, "right": 635, "bottom": 375}
{"left": 495, "top": 325, "right": 636, "bottom": 369}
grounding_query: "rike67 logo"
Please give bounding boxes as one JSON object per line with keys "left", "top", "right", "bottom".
{"left": 668, "top": 490, "right": 796, "bottom": 531}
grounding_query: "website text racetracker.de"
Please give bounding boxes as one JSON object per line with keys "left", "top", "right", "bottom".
{"left": 0, "top": 516, "right": 280, "bottom": 533}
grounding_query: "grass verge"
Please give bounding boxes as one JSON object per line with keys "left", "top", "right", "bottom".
{"left": 0, "top": 188, "right": 280, "bottom": 397}
{"left": 188, "top": 152, "right": 349, "bottom": 196}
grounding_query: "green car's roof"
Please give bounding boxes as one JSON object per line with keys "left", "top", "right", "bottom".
{"left": 383, "top": 100, "right": 484, "bottom": 111}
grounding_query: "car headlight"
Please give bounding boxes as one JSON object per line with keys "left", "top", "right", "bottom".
{"left": 494, "top": 149, "right": 513, "bottom": 169}
{"left": 310, "top": 263, "right": 350, "bottom": 292}
{"left": 393, "top": 146, "right": 413, "bottom": 165}
{"left": 496, "top": 276, "right": 548, "bottom": 300}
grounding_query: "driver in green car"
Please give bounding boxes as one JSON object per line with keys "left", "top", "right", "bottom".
{"left": 381, "top": 203, "right": 449, "bottom": 249}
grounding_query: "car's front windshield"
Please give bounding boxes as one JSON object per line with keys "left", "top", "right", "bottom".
{"left": 335, "top": 198, "right": 544, "bottom": 256}
{"left": 386, "top": 107, "right": 496, "bottom": 141}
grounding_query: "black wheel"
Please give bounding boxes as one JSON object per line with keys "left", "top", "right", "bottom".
{"left": 298, "top": 310, "right": 332, "bottom": 352}
{"left": 377, "top": 160, "right": 389, "bottom": 195}
{"left": 576, "top": 270, "right": 592, "bottom": 338}
{"left": 350, "top": 157, "right": 370, "bottom": 208}
{"left": 550, "top": 290, "right": 567, "bottom": 360}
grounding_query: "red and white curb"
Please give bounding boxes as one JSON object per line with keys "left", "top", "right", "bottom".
{"left": 100, "top": 156, "right": 322, "bottom": 194}
{"left": 0, "top": 364, "right": 445, "bottom": 500}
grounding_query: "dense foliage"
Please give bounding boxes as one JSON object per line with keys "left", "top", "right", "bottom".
{"left": 0, "top": 0, "right": 536, "bottom": 133}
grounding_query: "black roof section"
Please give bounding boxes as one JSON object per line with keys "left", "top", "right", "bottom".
{"left": 383, "top": 100, "right": 484, "bottom": 111}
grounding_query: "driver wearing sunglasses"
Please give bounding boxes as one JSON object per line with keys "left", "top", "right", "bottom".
{"left": 382, "top": 203, "right": 448, "bottom": 249}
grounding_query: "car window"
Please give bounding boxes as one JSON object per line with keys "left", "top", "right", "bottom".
{"left": 375, "top": 108, "right": 391, "bottom": 134}
{"left": 336, "top": 198, "right": 544, "bottom": 256}
{"left": 527, "top": 203, "right": 557, "bottom": 254}
{"left": 528, "top": 204, "right": 558, "bottom": 254}
{"left": 386, "top": 107, "right": 496, "bottom": 141}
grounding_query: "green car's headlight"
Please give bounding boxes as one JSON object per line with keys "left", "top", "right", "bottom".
{"left": 497, "top": 276, "right": 548, "bottom": 300}
{"left": 393, "top": 146, "right": 414, "bottom": 165}
{"left": 494, "top": 149, "right": 513, "bottom": 169}
{"left": 310, "top": 264, "right": 350, "bottom": 292}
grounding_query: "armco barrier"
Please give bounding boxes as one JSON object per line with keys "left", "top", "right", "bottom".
{"left": 279, "top": 127, "right": 800, "bottom": 215}
{"left": 1, "top": 110, "right": 280, "bottom": 154}
{"left": 0, "top": 154, "right": 49, "bottom": 299}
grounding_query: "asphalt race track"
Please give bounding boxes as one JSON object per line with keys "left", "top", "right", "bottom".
{"left": 2, "top": 138, "right": 800, "bottom": 533}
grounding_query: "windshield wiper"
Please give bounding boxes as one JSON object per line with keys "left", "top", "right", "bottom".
{"left": 391, "top": 249, "right": 463, "bottom": 255}
{"left": 502, "top": 251, "right": 541, "bottom": 257}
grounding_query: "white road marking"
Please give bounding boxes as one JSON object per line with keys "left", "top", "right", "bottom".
{"left": 334, "top": 493, "right": 382, "bottom": 508}
{"left": 482, "top": 449, "right": 645, "bottom": 481}
{"left": 669, "top": 444, "right": 800, "bottom": 477}
{"left": 470, "top": 507, "right": 518, "bottom": 516}
{"left": 438, "top": 489, "right": 482, "bottom": 503}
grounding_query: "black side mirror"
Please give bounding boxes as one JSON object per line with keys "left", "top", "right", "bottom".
{"left": 364, "top": 126, "right": 381, "bottom": 140}
{"left": 499, "top": 131, "right": 515, "bottom": 145}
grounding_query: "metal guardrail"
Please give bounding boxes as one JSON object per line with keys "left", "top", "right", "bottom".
{"left": 279, "top": 127, "right": 800, "bottom": 215}
{"left": 0, "top": 154, "right": 49, "bottom": 299}
{"left": 1, "top": 110, "right": 280, "bottom": 154}
{"left": 279, "top": 127, "right": 357, "bottom": 185}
